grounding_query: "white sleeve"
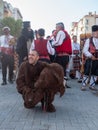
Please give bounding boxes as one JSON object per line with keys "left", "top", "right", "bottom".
{"left": 47, "top": 41, "right": 55, "bottom": 55}
{"left": 30, "top": 40, "right": 35, "bottom": 51}
{"left": 52, "top": 30, "right": 66, "bottom": 46}
{"left": 71, "top": 43, "right": 74, "bottom": 57}
{"left": 83, "top": 39, "right": 92, "bottom": 58}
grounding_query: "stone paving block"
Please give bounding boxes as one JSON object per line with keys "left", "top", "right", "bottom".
{"left": 0, "top": 72, "right": 98, "bottom": 130}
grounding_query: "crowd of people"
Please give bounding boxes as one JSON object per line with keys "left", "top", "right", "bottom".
{"left": 0, "top": 21, "right": 98, "bottom": 112}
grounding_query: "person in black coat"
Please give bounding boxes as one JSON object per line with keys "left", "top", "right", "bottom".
{"left": 16, "top": 28, "right": 28, "bottom": 66}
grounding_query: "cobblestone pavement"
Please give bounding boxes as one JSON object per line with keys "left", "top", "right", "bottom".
{"left": 0, "top": 71, "right": 98, "bottom": 130}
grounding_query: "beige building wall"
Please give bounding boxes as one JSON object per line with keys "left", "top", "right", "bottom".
{"left": 70, "top": 12, "right": 98, "bottom": 43}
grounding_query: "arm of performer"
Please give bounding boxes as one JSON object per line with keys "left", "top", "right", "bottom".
{"left": 47, "top": 41, "right": 55, "bottom": 55}
{"left": 16, "top": 63, "right": 30, "bottom": 94}
{"left": 83, "top": 39, "right": 92, "bottom": 58}
{"left": 51, "top": 30, "right": 66, "bottom": 46}
{"left": 83, "top": 39, "right": 97, "bottom": 60}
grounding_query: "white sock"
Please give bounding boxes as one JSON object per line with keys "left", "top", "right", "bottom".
{"left": 90, "top": 76, "right": 97, "bottom": 87}
{"left": 76, "top": 71, "right": 81, "bottom": 80}
{"left": 82, "top": 75, "right": 89, "bottom": 86}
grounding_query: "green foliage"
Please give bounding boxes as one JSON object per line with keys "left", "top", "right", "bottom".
{"left": 0, "top": 17, "right": 22, "bottom": 38}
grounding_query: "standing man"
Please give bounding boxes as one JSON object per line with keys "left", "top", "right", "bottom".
{"left": 81, "top": 25, "right": 98, "bottom": 91}
{"left": 30, "top": 28, "right": 55, "bottom": 63}
{"left": 0, "top": 26, "right": 14, "bottom": 85}
{"left": 51, "top": 22, "right": 72, "bottom": 79}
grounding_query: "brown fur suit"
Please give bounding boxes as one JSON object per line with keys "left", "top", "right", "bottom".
{"left": 16, "top": 61, "right": 65, "bottom": 112}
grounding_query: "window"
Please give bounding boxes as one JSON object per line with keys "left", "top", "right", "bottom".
{"left": 85, "top": 19, "right": 89, "bottom": 25}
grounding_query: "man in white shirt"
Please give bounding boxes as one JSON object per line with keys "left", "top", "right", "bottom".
{"left": 50, "top": 22, "right": 72, "bottom": 89}
{"left": 0, "top": 26, "right": 14, "bottom": 85}
{"left": 81, "top": 25, "right": 98, "bottom": 91}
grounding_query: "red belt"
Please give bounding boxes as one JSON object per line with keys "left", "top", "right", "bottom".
{"left": 0, "top": 47, "right": 14, "bottom": 55}
{"left": 57, "top": 53, "right": 69, "bottom": 56}
{"left": 40, "top": 55, "right": 50, "bottom": 59}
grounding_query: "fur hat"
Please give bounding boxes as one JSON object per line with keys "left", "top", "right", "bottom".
{"left": 92, "top": 25, "right": 98, "bottom": 32}
{"left": 23, "top": 21, "right": 30, "bottom": 28}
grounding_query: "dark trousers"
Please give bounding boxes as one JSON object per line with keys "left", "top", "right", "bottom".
{"left": 55, "top": 55, "right": 69, "bottom": 76}
{"left": 84, "top": 59, "right": 98, "bottom": 76}
{"left": 1, "top": 53, "right": 14, "bottom": 82}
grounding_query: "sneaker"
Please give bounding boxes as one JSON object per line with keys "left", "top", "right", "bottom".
{"left": 81, "top": 86, "right": 86, "bottom": 91}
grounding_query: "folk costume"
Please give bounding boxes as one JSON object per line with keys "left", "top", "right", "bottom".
{"left": 81, "top": 25, "right": 98, "bottom": 91}
{"left": 30, "top": 29, "right": 55, "bottom": 63}
{"left": 0, "top": 27, "right": 14, "bottom": 85}
{"left": 70, "top": 42, "right": 81, "bottom": 81}
{"left": 16, "top": 61, "right": 65, "bottom": 112}
{"left": 52, "top": 29, "right": 72, "bottom": 78}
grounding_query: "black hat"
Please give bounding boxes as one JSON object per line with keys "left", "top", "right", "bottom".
{"left": 92, "top": 25, "right": 98, "bottom": 32}
{"left": 23, "top": 21, "right": 30, "bottom": 28}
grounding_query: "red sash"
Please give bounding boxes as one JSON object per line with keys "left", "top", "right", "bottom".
{"left": 0, "top": 47, "right": 14, "bottom": 55}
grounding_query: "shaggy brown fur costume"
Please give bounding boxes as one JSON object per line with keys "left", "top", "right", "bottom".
{"left": 34, "top": 63, "right": 65, "bottom": 96}
{"left": 16, "top": 61, "right": 65, "bottom": 112}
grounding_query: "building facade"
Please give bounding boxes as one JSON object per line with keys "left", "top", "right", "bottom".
{"left": 0, "top": 0, "right": 4, "bottom": 19}
{"left": 0, "top": 0, "right": 22, "bottom": 20}
{"left": 70, "top": 12, "right": 98, "bottom": 43}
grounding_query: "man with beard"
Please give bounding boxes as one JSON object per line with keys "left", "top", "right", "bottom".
{"left": 16, "top": 50, "right": 65, "bottom": 112}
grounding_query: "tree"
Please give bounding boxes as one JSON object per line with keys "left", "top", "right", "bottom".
{"left": 0, "top": 17, "right": 22, "bottom": 38}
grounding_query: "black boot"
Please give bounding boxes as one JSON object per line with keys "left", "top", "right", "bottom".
{"left": 1, "top": 81, "right": 7, "bottom": 85}
{"left": 8, "top": 77, "right": 13, "bottom": 84}
{"left": 8, "top": 79, "right": 13, "bottom": 84}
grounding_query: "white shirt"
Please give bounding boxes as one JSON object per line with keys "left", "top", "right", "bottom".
{"left": 52, "top": 30, "right": 66, "bottom": 46}
{"left": 0, "top": 35, "right": 13, "bottom": 48}
{"left": 30, "top": 40, "right": 55, "bottom": 55}
{"left": 72, "top": 42, "right": 80, "bottom": 57}
{"left": 83, "top": 37, "right": 98, "bottom": 58}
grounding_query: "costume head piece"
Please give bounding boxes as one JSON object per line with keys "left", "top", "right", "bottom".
{"left": 2, "top": 26, "right": 10, "bottom": 31}
{"left": 92, "top": 25, "right": 98, "bottom": 32}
